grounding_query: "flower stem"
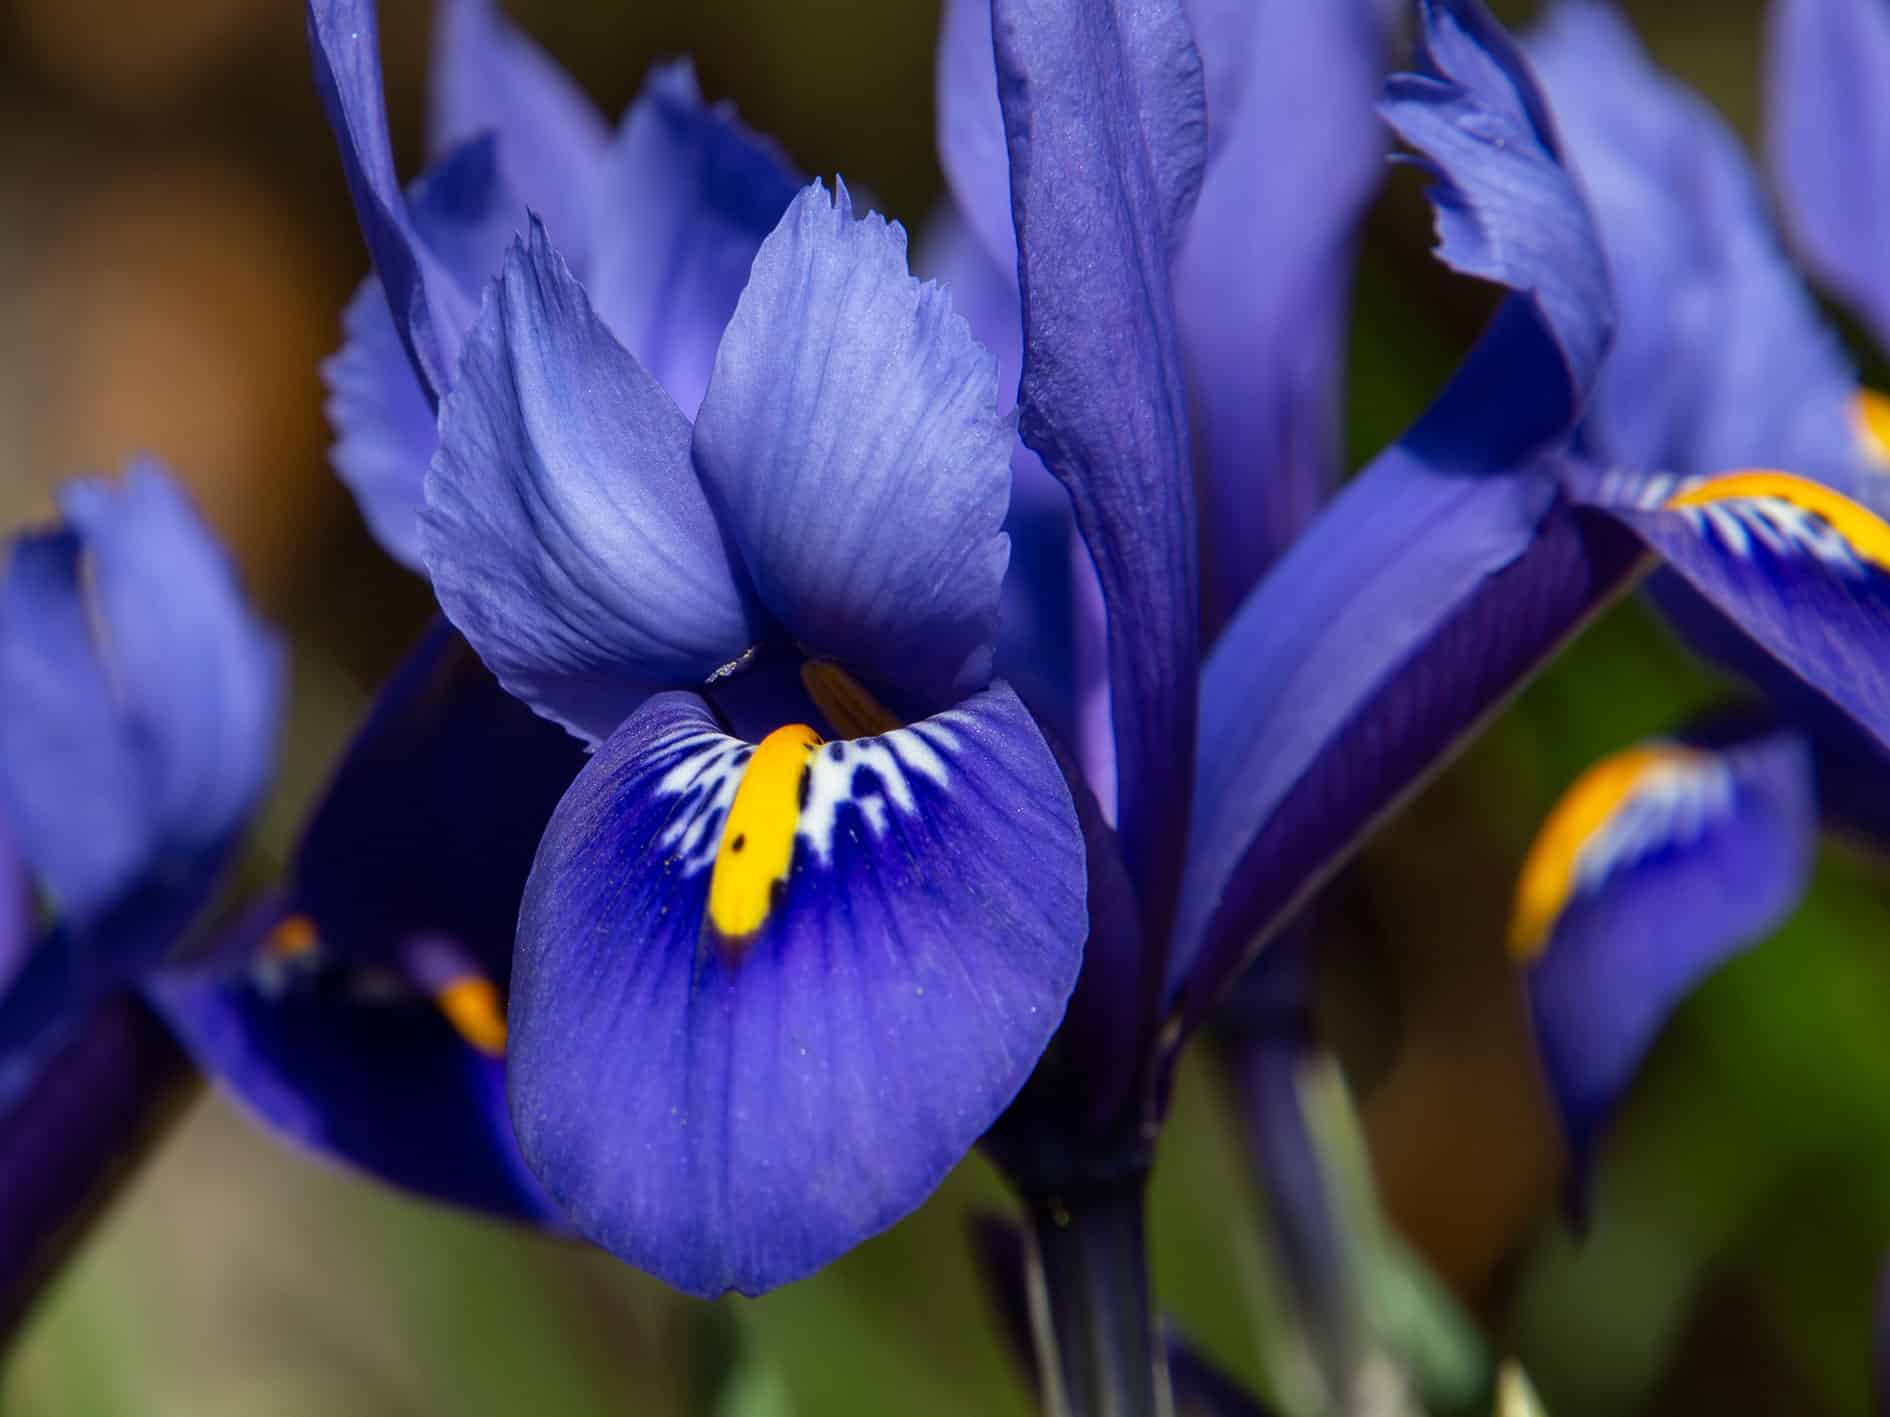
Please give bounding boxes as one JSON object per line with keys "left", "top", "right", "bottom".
{"left": 1022, "top": 1176, "right": 1171, "bottom": 1417}
{"left": 0, "top": 993, "right": 197, "bottom": 1346}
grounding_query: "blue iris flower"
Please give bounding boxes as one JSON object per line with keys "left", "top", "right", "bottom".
{"left": 0, "top": 463, "right": 283, "bottom": 1108}
{"left": 1468, "top": 0, "right": 1890, "bottom": 1191}
{"left": 312, "top": 0, "right": 1089, "bottom": 1299}
{"left": 150, "top": 620, "right": 584, "bottom": 1223}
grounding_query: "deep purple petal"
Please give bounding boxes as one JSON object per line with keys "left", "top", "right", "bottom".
{"left": 1181, "top": 0, "right": 1386, "bottom": 627}
{"left": 991, "top": 0, "right": 1207, "bottom": 933}
{"left": 1767, "top": 0, "right": 1890, "bottom": 356}
{"left": 294, "top": 619, "right": 586, "bottom": 978}
{"left": 150, "top": 946, "right": 559, "bottom": 1225}
{"left": 1518, "top": 726, "right": 1815, "bottom": 1187}
{"left": 585, "top": 63, "right": 801, "bottom": 421}
{"left": 1381, "top": 0, "right": 1613, "bottom": 438}
{"left": 307, "top": 0, "right": 478, "bottom": 398}
{"left": 507, "top": 685, "right": 1085, "bottom": 1296}
{"left": 1527, "top": 0, "right": 1866, "bottom": 493}
{"left": 691, "top": 182, "right": 1010, "bottom": 715}
{"left": 422, "top": 221, "right": 762, "bottom": 743}
{"left": 1171, "top": 458, "right": 1646, "bottom": 1026}
{"left": 428, "top": 0, "right": 606, "bottom": 267}
{"left": 0, "top": 466, "right": 282, "bottom": 925}
{"left": 1584, "top": 469, "right": 1890, "bottom": 757}
{"left": 0, "top": 818, "right": 25, "bottom": 991}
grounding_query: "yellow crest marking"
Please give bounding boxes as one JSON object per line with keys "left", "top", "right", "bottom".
{"left": 1508, "top": 744, "right": 1700, "bottom": 961}
{"left": 436, "top": 976, "right": 508, "bottom": 1057}
{"left": 1665, "top": 469, "right": 1890, "bottom": 571}
{"left": 1855, "top": 389, "right": 1890, "bottom": 467}
{"left": 706, "top": 723, "right": 824, "bottom": 947}
{"left": 801, "top": 661, "right": 901, "bottom": 737}
{"left": 263, "top": 914, "right": 319, "bottom": 960}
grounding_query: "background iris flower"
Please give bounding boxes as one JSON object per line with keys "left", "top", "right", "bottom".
{"left": 151, "top": 620, "right": 584, "bottom": 1224}
{"left": 0, "top": 464, "right": 283, "bottom": 1110}
{"left": 1485, "top": 0, "right": 1890, "bottom": 1194}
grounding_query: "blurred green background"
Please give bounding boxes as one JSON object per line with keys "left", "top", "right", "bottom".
{"left": 2, "top": 0, "right": 1883, "bottom": 1412}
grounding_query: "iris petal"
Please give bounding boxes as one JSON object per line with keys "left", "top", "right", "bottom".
{"left": 1180, "top": 0, "right": 1386, "bottom": 625}
{"left": 1584, "top": 469, "right": 1890, "bottom": 756}
{"left": 294, "top": 619, "right": 585, "bottom": 976}
{"left": 1518, "top": 726, "right": 1815, "bottom": 1187}
{"left": 150, "top": 939, "right": 559, "bottom": 1224}
{"left": 585, "top": 63, "right": 801, "bottom": 421}
{"left": 691, "top": 181, "right": 1011, "bottom": 714}
{"left": 0, "top": 466, "right": 282, "bottom": 924}
{"left": 324, "top": 279, "right": 437, "bottom": 571}
{"left": 990, "top": 0, "right": 1206, "bottom": 930}
{"left": 507, "top": 684, "right": 1085, "bottom": 1296}
{"left": 1528, "top": 0, "right": 1866, "bottom": 493}
{"left": 323, "top": 138, "right": 516, "bottom": 574}
{"left": 1381, "top": 0, "right": 1612, "bottom": 447}
{"left": 1767, "top": 0, "right": 1890, "bottom": 357}
{"left": 307, "top": 0, "right": 476, "bottom": 398}
{"left": 428, "top": 0, "right": 607, "bottom": 268}
{"left": 422, "top": 220, "right": 762, "bottom": 744}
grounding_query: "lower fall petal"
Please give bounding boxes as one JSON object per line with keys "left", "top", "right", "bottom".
{"left": 1585, "top": 469, "right": 1890, "bottom": 756}
{"left": 1516, "top": 726, "right": 1816, "bottom": 1193}
{"left": 506, "top": 684, "right": 1086, "bottom": 1297}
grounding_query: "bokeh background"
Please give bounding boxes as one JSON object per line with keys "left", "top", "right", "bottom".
{"left": 1, "top": 1, "right": 1881, "bottom": 1412}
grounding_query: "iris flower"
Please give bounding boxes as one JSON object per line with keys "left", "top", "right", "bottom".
{"left": 0, "top": 464, "right": 283, "bottom": 1110}
{"left": 1487, "top": 0, "right": 1890, "bottom": 1186}
{"left": 151, "top": 621, "right": 584, "bottom": 1222}
{"left": 313, "top": 0, "right": 1090, "bottom": 1298}
{"left": 949, "top": 0, "right": 1890, "bottom": 1397}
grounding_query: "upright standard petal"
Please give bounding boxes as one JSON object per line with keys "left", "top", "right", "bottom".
{"left": 422, "top": 221, "right": 762, "bottom": 743}
{"left": 0, "top": 466, "right": 282, "bottom": 924}
{"left": 308, "top": 0, "right": 477, "bottom": 397}
{"left": 1767, "top": 0, "right": 1890, "bottom": 355}
{"left": 1169, "top": 0, "right": 1623, "bottom": 1026}
{"left": 428, "top": 0, "right": 607, "bottom": 268}
{"left": 1582, "top": 469, "right": 1890, "bottom": 757}
{"left": 1515, "top": 727, "right": 1815, "bottom": 1185}
{"left": 506, "top": 685, "right": 1085, "bottom": 1296}
{"left": 691, "top": 182, "right": 1011, "bottom": 714}
{"left": 324, "top": 137, "right": 521, "bottom": 572}
{"left": 991, "top": 0, "right": 1207, "bottom": 934}
{"left": 585, "top": 64, "right": 801, "bottom": 421}
{"left": 1180, "top": 0, "right": 1386, "bottom": 627}
{"left": 1528, "top": 0, "right": 1865, "bottom": 492}
{"left": 1383, "top": 0, "right": 1613, "bottom": 451}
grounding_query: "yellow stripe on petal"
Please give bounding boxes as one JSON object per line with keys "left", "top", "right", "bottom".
{"left": 264, "top": 914, "right": 319, "bottom": 960}
{"left": 436, "top": 976, "right": 508, "bottom": 1057}
{"left": 1855, "top": 389, "right": 1890, "bottom": 468}
{"left": 1508, "top": 744, "right": 1701, "bottom": 961}
{"left": 706, "top": 723, "right": 824, "bottom": 949}
{"left": 1665, "top": 469, "right": 1890, "bottom": 572}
